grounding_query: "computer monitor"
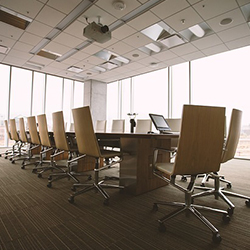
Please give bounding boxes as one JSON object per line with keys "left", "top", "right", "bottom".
{"left": 149, "top": 113, "right": 171, "bottom": 133}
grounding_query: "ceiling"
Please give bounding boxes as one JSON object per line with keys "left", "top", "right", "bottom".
{"left": 1, "top": 0, "right": 250, "bottom": 83}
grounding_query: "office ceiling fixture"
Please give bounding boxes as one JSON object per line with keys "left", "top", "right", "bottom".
{"left": 0, "top": 45, "right": 9, "bottom": 54}
{"left": 0, "top": 6, "right": 32, "bottom": 30}
{"left": 67, "top": 66, "right": 84, "bottom": 73}
{"left": 145, "top": 43, "right": 161, "bottom": 53}
{"left": 112, "top": 1, "right": 126, "bottom": 11}
{"left": 25, "top": 61, "right": 45, "bottom": 70}
{"left": 220, "top": 18, "right": 233, "bottom": 26}
{"left": 37, "top": 49, "right": 61, "bottom": 60}
{"left": 30, "top": 0, "right": 96, "bottom": 54}
{"left": 188, "top": 24, "right": 205, "bottom": 38}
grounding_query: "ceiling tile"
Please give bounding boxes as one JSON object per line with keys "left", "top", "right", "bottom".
{"left": 12, "top": 41, "right": 33, "bottom": 53}
{"left": 164, "top": 7, "right": 204, "bottom": 32}
{"left": 151, "top": 0, "right": 190, "bottom": 19}
{"left": 170, "top": 43, "right": 199, "bottom": 56}
{"left": 206, "top": 8, "right": 246, "bottom": 33}
{"left": 47, "top": 0, "right": 82, "bottom": 15}
{"left": 123, "top": 49, "right": 148, "bottom": 61}
{"left": 78, "top": 5, "right": 116, "bottom": 26}
{"left": 237, "top": 0, "right": 250, "bottom": 6}
{"left": 35, "top": 5, "right": 66, "bottom": 27}
{"left": 3, "top": 55, "right": 27, "bottom": 66}
{"left": 127, "top": 11, "right": 160, "bottom": 31}
{"left": 44, "top": 41, "right": 70, "bottom": 55}
{"left": 151, "top": 49, "right": 178, "bottom": 61}
{"left": 191, "top": 34, "right": 223, "bottom": 50}
{"left": 0, "top": 35, "right": 16, "bottom": 48}
{"left": 7, "top": 48, "right": 33, "bottom": 60}
{"left": 217, "top": 23, "right": 250, "bottom": 42}
{"left": 64, "top": 20, "right": 86, "bottom": 39}
{"left": 123, "top": 32, "right": 153, "bottom": 49}
{"left": 53, "top": 32, "right": 83, "bottom": 47}
{"left": 26, "top": 20, "right": 53, "bottom": 37}
{"left": 0, "top": 22, "right": 24, "bottom": 41}
{"left": 107, "top": 41, "right": 134, "bottom": 55}
{"left": 19, "top": 32, "right": 43, "bottom": 46}
{"left": 81, "top": 43, "right": 103, "bottom": 55}
{"left": 84, "top": 55, "right": 106, "bottom": 66}
{"left": 181, "top": 50, "right": 205, "bottom": 61}
{"left": 192, "top": 0, "right": 238, "bottom": 20}
{"left": 0, "top": 0, "right": 44, "bottom": 19}
{"left": 202, "top": 44, "right": 229, "bottom": 56}
{"left": 225, "top": 35, "right": 250, "bottom": 49}
{"left": 112, "top": 24, "right": 137, "bottom": 40}
{"left": 96, "top": 0, "right": 141, "bottom": 19}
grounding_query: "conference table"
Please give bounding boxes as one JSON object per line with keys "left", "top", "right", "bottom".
{"left": 96, "top": 132, "right": 179, "bottom": 195}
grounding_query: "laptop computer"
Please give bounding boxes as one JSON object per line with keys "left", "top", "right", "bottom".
{"left": 149, "top": 113, "right": 172, "bottom": 134}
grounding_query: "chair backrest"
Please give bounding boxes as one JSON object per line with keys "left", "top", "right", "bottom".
{"left": 69, "top": 123, "right": 75, "bottom": 132}
{"left": 37, "top": 114, "right": 51, "bottom": 147}
{"left": 95, "top": 120, "right": 107, "bottom": 133}
{"left": 9, "top": 119, "right": 19, "bottom": 141}
{"left": 172, "top": 105, "right": 225, "bottom": 176}
{"left": 72, "top": 106, "right": 101, "bottom": 157}
{"left": 4, "top": 120, "right": 11, "bottom": 140}
{"left": 27, "top": 116, "right": 40, "bottom": 145}
{"left": 135, "top": 119, "right": 152, "bottom": 133}
{"left": 52, "top": 111, "right": 70, "bottom": 151}
{"left": 221, "top": 109, "right": 242, "bottom": 163}
{"left": 19, "top": 117, "right": 28, "bottom": 143}
{"left": 111, "top": 119, "right": 125, "bottom": 133}
{"left": 165, "top": 118, "right": 182, "bottom": 132}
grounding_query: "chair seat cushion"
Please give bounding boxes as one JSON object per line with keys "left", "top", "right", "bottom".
{"left": 156, "top": 162, "right": 174, "bottom": 177}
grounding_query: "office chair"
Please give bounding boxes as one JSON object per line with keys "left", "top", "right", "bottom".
{"left": 152, "top": 105, "right": 229, "bottom": 243}
{"left": 2, "top": 120, "right": 19, "bottom": 159}
{"left": 192, "top": 109, "right": 250, "bottom": 215}
{"left": 47, "top": 111, "right": 91, "bottom": 188}
{"left": 111, "top": 119, "right": 125, "bottom": 133}
{"left": 135, "top": 119, "right": 152, "bottom": 133}
{"left": 95, "top": 120, "right": 107, "bottom": 133}
{"left": 68, "top": 106, "right": 124, "bottom": 205}
{"left": 22, "top": 116, "right": 41, "bottom": 170}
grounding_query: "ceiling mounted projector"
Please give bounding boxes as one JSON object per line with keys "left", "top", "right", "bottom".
{"left": 83, "top": 22, "right": 111, "bottom": 44}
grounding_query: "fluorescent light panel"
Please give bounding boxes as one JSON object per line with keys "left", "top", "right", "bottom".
{"left": 188, "top": 24, "right": 205, "bottom": 38}
{"left": 67, "top": 66, "right": 83, "bottom": 73}
{"left": 0, "top": 45, "right": 9, "bottom": 54}
{"left": 145, "top": 43, "right": 161, "bottom": 53}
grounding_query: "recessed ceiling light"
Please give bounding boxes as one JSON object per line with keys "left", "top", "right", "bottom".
{"left": 67, "top": 66, "right": 83, "bottom": 73}
{"left": 220, "top": 18, "right": 233, "bottom": 26}
{"left": 113, "top": 1, "right": 126, "bottom": 11}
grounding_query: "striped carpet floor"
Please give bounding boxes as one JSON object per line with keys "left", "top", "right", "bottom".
{"left": 0, "top": 152, "right": 249, "bottom": 249}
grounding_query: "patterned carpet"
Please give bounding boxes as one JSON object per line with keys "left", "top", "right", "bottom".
{"left": 0, "top": 151, "right": 249, "bottom": 250}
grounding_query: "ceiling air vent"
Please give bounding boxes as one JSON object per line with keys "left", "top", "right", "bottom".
{"left": 37, "top": 50, "right": 61, "bottom": 60}
{"left": 0, "top": 6, "right": 32, "bottom": 30}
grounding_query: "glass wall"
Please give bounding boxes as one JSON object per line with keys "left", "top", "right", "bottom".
{"left": 0, "top": 64, "right": 10, "bottom": 146}
{"left": 191, "top": 47, "right": 250, "bottom": 158}
{"left": 32, "top": 72, "right": 45, "bottom": 116}
{"left": 0, "top": 64, "right": 84, "bottom": 145}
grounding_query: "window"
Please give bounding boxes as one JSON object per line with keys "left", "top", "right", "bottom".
{"left": 63, "top": 79, "right": 73, "bottom": 130}
{"left": 45, "top": 75, "right": 63, "bottom": 130}
{"left": 0, "top": 64, "right": 10, "bottom": 146}
{"left": 73, "top": 81, "right": 84, "bottom": 108}
{"left": 191, "top": 47, "right": 250, "bottom": 159}
{"left": 32, "top": 72, "right": 45, "bottom": 116}
{"left": 133, "top": 68, "right": 168, "bottom": 118}
{"left": 171, "top": 62, "right": 189, "bottom": 118}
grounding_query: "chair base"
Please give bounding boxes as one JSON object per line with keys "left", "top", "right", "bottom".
{"left": 153, "top": 200, "right": 229, "bottom": 243}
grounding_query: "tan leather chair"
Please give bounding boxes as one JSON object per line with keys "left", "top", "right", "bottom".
{"left": 111, "top": 119, "right": 125, "bottom": 133}
{"left": 135, "top": 119, "right": 152, "bottom": 133}
{"left": 68, "top": 106, "right": 123, "bottom": 205}
{"left": 47, "top": 111, "right": 90, "bottom": 188}
{"left": 152, "top": 105, "right": 229, "bottom": 243}
{"left": 95, "top": 120, "right": 106, "bottom": 133}
{"left": 192, "top": 109, "right": 250, "bottom": 215}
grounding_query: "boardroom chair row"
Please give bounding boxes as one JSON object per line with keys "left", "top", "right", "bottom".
{"left": 3, "top": 107, "right": 124, "bottom": 206}
{"left": 3, "top": 105, "right": 249, "bottom": 243}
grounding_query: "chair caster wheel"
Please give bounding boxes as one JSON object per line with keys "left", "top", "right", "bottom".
{"left": 88, "top": 175, "right": 92, "bottom": 180}
{"left": 152, "top": 203, "right": 158, "bottom": 212}
{"left": 227, "top": 207, "right": 234, "bottom": 216}
{"left": 103, "top": 199, "right": 109, "bottom": 206}
{"left": 245, "top": 199, "right": 250, "bottom": 207}
{"left": 200, "top": 183, "right": 205, "bottom": 187}
{"left": 181, "top": 176, "right": 187, "bottom": 182}
{"left": 222, "top": 214, "right": 230, "bottom": 223}
{"left": 68, "top": 196, "right": 74, "bottom": 204}
{"left": 37, "top": 173, "right": 42, "bottom": 178}
{"left": 12, "top": 160, "right": 15, "bottom": 164}
{"left": 32, "top": 169, "right": 37, "bottom": 173}
{"left": 158, "top": 223, "right": 166, "bottom": 232}
{"left": 47, "top": 182, "right": 52, "bottom": 188}
{"left": 227, "top": 183, "right": 232, "bottom": 189}
{"left": 212, "top": 232, "right": 222, "bottom": 243}
{"left": 21, "top": 165, "right": 25, "bottom": 169}
{"left": 4, "top": 156, "right": 7, "bottom": 159}
{"left": 48, "top": 176, "right": 52, "bottom": 181}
